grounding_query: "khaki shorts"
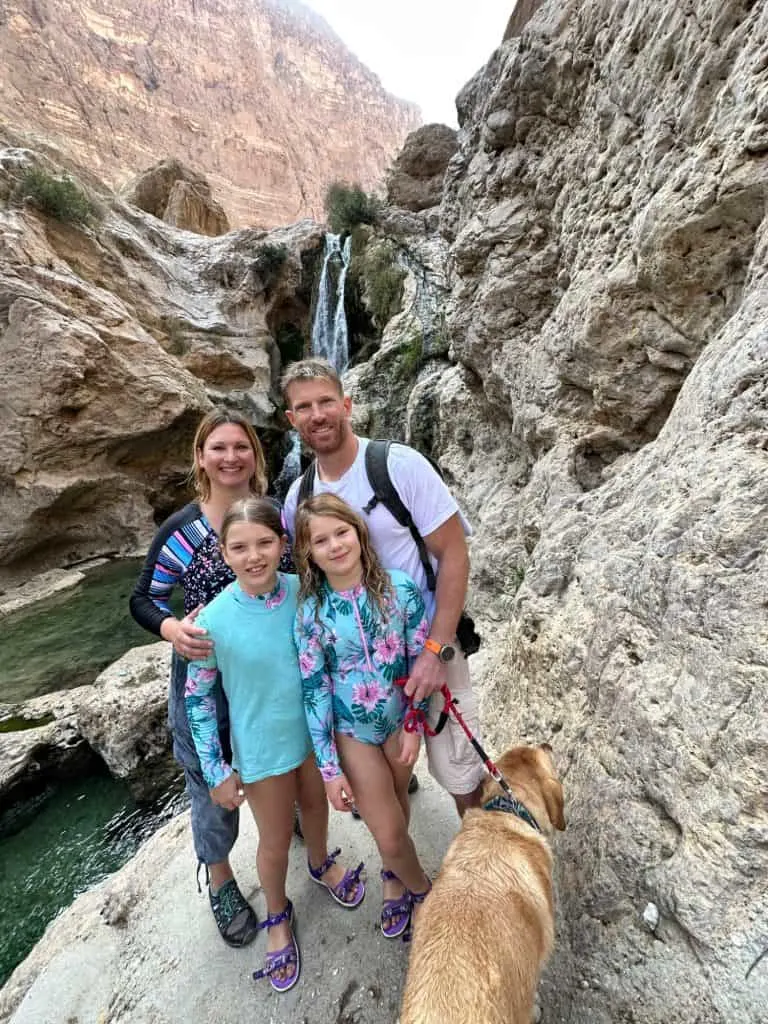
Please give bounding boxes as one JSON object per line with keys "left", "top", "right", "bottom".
{"left": 424, "top": 650, "right": 486, "bottom": 797}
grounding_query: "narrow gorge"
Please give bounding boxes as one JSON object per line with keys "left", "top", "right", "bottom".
{"left": 1, "top": 0, "right": 766, "bottom": 1022}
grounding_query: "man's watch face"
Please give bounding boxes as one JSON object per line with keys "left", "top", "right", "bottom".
{"left": 440, "top": 644, "right": 456, "bottom": 663}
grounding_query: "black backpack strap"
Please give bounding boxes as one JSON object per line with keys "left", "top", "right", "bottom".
{"left": 363, "top": 440, "right": 437, "bottom": 592}
{"left": 297, "top": 460, "right": 316, "bottom": 506}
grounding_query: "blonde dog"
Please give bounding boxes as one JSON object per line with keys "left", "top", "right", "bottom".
{"left": 400, "top": 744, "right": 566, "bottom": 1024}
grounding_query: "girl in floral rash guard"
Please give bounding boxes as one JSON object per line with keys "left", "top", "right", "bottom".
{"left": 293, "top": 494, "right": 433, "bottom": 940}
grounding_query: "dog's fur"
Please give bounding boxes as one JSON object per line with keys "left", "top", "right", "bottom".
{"left": 400, "top": 745, "right": 566, "bottom": 1024}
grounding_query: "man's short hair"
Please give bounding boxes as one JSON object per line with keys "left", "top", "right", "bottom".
{"left": 280, "top": 358, "right": 344, "bottom": 405}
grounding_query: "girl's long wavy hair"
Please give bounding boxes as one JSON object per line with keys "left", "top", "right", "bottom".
{"left": 191, "top": 408, "right": 267, "bottom": 502}
{"left": 293, "top": 494, "right": 393, "bottom": 621}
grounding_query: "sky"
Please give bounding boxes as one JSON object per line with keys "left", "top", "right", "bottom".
{"left": 300, "top": 1, "right": 513, "bottom": 126}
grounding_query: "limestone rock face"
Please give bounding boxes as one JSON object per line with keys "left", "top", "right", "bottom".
{"left": 422, "top": 1, "right": 767, "bottom": 1021}
{"left": 386, "top": 124, "right": 458, "bottom": 212}
{"left": 122, "top": 159, "right": 230, "bottom": 236}
{"left": 0, "top": 131, "right": 324, "bottom": 586}
{"left": 0, "top": 0, "right": 421, "bottom": 229}
{"left": 346, "top": 1, "right": 767, "bottom": 1020}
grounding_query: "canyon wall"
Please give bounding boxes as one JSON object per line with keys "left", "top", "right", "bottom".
{"left": 0, "top": 130, "right": 324, "bottom": 587}
{"left": 0, "top": 0, "right": 420, "bottom": 228}
{"left": 428, "top": 1, "right": 767, "bottom": 1020}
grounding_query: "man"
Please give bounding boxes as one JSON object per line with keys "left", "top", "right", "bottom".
{"left": 281, "top": 358, "right": 485, "bottom": 815}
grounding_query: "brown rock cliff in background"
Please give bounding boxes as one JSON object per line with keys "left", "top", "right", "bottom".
{"left": 0, "top": 0, "right": 421, "bottom": 228}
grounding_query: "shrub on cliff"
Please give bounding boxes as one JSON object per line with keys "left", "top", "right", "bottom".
{"left": 363, "top": 241, "right": 406, "bottom": 328}
{"left": 254, "top": 242, "right": 288, "bottom": 291}
{"left": 13, "top": 167, "right": 97, "bottom": 226}
{"left": 324, "top": 182, "right": 380, "bottom": 234}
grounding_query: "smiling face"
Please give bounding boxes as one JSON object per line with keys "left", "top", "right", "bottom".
{"left": 196, "top": 424, "right": 257, "bottom": 495}
{"left": 285, "top": 377, "right": 353, "bottom": 456}
{"left": 306, "top": 513, "right": 363, "bottom": 590}
{"left": 221, "top": 520, "right": 285, "bottom": 596}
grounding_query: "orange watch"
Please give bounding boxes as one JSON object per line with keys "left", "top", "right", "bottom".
{"left": 424, "top": 638, "right": 457, "bottom": 663}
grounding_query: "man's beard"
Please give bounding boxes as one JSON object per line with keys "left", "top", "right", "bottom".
{"left": 303, "top": 419, "right": 345, "bottom": 453}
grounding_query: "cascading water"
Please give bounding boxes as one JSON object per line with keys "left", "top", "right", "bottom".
{"left": 276, "top": 232, "right": 352, "bottom": 493}
{"left": 273, "top": 430, "right": 302, "bottom": 500}
{"left": 311, "top": 232, "right": 352, "bottom": 374}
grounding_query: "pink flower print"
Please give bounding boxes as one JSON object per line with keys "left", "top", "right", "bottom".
{"left": 413, "top": 618, "right": 430, "bottom": 648}
{"left": 299, "top": 650, "right": 317, "bottom": 674}
{"left": 373, "top": 630, "right": 403, "bottom": 664}
{"left": 265, "top": 584, "right": 286, "bottom": 610}
{"left": 352, "top": 679, "right": 385, "bottom": 712}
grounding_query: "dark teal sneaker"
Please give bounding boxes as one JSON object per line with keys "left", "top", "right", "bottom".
{"left": 209, "top": 879, "right": 259, "bottom": 948}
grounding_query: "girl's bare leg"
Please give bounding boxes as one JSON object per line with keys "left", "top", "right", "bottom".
{"left": 244, "top": 771, "right": 298, "bottom": 982}
{"left": 337, "top": 732, "right": 429, "bottom": 915}
{"left": 295, "top": 753, "right": 349, "bottom": 892}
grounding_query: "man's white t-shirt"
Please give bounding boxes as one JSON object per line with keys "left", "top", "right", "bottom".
{"left": 283, "top": 438, "right": 470, "bottom": 621}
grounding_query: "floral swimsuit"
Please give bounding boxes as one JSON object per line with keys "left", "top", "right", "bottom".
{"left": 294, "top": 569, "right": 430, "bottom": 781}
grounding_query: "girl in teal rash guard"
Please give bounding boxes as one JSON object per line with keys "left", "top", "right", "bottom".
{"left": 184, "top": 497, "right": 365, "bottom": 993}
{"left": 293, "top": 493, "right": 433, "bottom": 941}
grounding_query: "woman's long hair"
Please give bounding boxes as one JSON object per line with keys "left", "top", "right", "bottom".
{"left": 293, "top": 494, "right": 393, "bottom": 622}
{"left": 190, "top": 408, "right": 267, "bottom": 501}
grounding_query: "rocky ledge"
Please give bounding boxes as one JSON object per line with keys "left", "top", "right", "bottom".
{"left": 0, "top": 643, "right": 174, "bottom": 813}
{"left": 0, "top": 755, "right": 465, "bottom": 1024}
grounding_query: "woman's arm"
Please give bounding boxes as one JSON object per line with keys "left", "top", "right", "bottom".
{"left": 129, "top": 530, "right": 179, "bottom": 637}
{"left": 129, "top": 505, "right": 213, "bottom": 659}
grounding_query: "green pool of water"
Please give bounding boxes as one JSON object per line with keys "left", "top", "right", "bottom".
{"left": 0, "top": 558, "right": 174, "bottom": 704}
{"left": 0, "top": 773, "right": 185, "bottom": 987}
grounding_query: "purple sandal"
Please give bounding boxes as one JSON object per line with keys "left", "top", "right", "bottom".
{"left": 252, "top": 900, "right": 300, "bottom": 994}
{"left": 403, "top": 879, "right": 432, "bottom": 943}
{"left": 308, "top": 847, "right": 366, "bottom": 909}
{"left": 380, "top": 869, "right": 412, "bottom": 939}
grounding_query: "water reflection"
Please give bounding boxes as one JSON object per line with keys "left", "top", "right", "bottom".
{"left": 0, "top": 772, "right": 186, "bottom": 986}
{"left": 0, "top": 559, "right": 179, "bottom": 704}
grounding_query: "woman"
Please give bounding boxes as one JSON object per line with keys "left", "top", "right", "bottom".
{"left": 130, "top": 408, "right": 284, "bottom": 947}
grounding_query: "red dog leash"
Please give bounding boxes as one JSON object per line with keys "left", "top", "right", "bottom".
{"left": 398, "top": 680, "right": 515, "bottom": 798}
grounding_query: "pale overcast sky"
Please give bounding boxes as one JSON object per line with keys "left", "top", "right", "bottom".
{"left": 301, "top": 1, "right": 513, "bottom": 126}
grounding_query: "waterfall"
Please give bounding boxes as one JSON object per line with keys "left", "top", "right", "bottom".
{"left": 310, "top": 232, "right": 352, "bottom": 374}
{"left": 273, "top": 430, "right": 302, "bottom": 500}
{"left": 275, "top": 233, "right": 352, "bottom": 496}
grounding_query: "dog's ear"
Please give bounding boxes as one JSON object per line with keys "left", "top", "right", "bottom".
{"left": 542, "top": 777, "right": 566, "bottom": 831}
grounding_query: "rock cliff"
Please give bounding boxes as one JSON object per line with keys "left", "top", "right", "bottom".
{"left": 0, "top": 0, "right": 421, "bottom": 229}
{"left": 2, "top": 0, "right": 768, "bottom": 1021}
{"left": 0, "top": 129, "right": 324, "bottom": 587}
{"left": 339, "top": 1, "right": 768, "bottom": 1020}
{"left": 429, "top": 1, "right": 765, "bottom": 1020}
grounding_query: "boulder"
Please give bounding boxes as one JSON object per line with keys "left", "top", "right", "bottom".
{"left": 163, "top": 179, "right": 230, "bottom": 237}
{"left": 386, "top": 124, "right": 458, "bottom": 212}
{"left": 121, "top": 158, "right": 230, "bottom": 236}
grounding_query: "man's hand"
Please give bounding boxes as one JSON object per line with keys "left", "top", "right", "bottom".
{"left": 161, "top": 605, "right": 213, "bottom": 661}
{"left": 210, "top": 773, "right": 245, "bottom": 810}
{"left": 403, "top": 648, "right": 445, "bottom": 705}
{"left": 325, "top": 774, "right": 355, "bottom": 812}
